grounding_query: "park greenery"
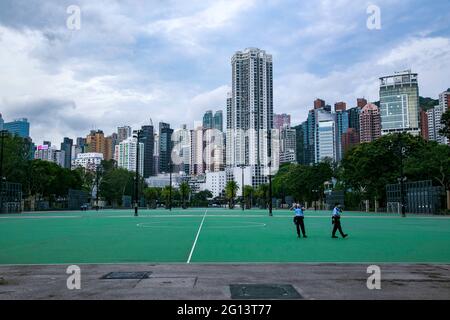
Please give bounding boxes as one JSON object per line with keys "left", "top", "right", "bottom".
{"left": 1, "top": 113, "right": 450, "bottom": 211}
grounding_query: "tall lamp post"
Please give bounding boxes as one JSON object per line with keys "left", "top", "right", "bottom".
{"left": 0, "top": 130, "right": 8, "bottom": 214}
{"left": 238, "top": 164, "right": 245, "bottom": 211}
{"left": 267, "top": 129, "right": 273, "bottom": 217}
{"left": 95, "top": 163, "right": 102, "bottom": 211}
{"left": 133, "top": 129, "right": 143, "bottom": 217}
{"left": 398, "top": 134, "right": 407, "bottom": 218}
{"left": 168, "top": 158, "right": 172, "bottom": 211}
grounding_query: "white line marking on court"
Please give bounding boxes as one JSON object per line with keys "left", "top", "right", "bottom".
{"left": 187, "top": 209, "right": 208, "bottom": 264}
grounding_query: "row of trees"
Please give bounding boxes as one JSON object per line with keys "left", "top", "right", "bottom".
{"left": 270, "top": 132, "right": 450, "bottom": 211}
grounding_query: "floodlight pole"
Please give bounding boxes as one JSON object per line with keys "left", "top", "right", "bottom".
{"left": 95, "top": 164, "right": 101, "bottom": 211}
{"left": 268, "top": 129, "right": 273, "bottom": 217}
{"left": 238, "top": 164, "right": 245, "bottom": 211}
{"left": 399, "top": 134, "right": 406, "bottom": 218}
{"left": 133, "top": 130, "right": 143, "bottom": 217}
{"left": 169, "top": 158, "right": 172, "bottom": 211}
{"left": 0, "top": 130, "right": 7, "bottom": 214}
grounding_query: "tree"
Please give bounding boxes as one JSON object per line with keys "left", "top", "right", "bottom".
{"left": 243, "top": 185, "right": 254, "bottom": 209}
{"left": 225, "top": 180, "right": 238, "bottom": 209}
{"left": 192, "top": 190, "right": 212, "bottom": 207}
{"left": 179, "top": 182, "right": 191, "bottom": 209}
{"left": 143, "top": 187, "right": 160, "bottom": 209}
{"left": 341, "top": 133, "right": 427, "bottom": 207}
{"left": 255, "top": 184, "right": 269, "bottom": 209}
{"left": 99, "top": 168, "right": 134, "bottom": 207}
{"left": 440, "top": 109, "right": 450, "bottom": 140}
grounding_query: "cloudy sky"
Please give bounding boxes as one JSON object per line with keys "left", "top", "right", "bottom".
{"left": 1, "top": 0, "right": 449, "bottom": 145}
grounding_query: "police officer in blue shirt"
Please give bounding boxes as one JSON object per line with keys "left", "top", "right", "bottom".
{"left": 332, "top": 203, "right": 348, "bottom": 239}
{"left": 292, "top": 204, "right": 307, "bottom": 238}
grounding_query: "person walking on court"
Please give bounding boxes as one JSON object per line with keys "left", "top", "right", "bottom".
{"left": 332, "top": 203, "right": 348, "bottom": 239}
{"left": 292, "top": 204, "right": 307, "bottom": 238}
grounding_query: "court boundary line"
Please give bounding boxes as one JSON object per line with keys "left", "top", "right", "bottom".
{"left": 186, "top": 209, "right": 208, "bottom": 264}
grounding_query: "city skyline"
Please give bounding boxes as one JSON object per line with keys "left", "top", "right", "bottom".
{"left": 0, "top": 0, "right": 449, "bottom": 145}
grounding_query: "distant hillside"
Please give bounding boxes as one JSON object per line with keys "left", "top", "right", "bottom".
{"left": 419, "top": 96, "right": 439, "bottom": 111}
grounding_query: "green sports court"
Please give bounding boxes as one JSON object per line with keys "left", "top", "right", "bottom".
{"left": 1, "top": 208, "right": 449, "bottom": 265}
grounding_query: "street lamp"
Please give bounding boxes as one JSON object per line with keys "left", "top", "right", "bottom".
{"left": 267, "top": 130, "right": 273, "bottom": 217}
{"left": 133, "top": 129, "right": 143, "bottom": 217}
{"left": 168, "top": 158, "right": 172, "bottom": 211}
{"left": 0, "top": 130, "right": 8, "bottom": 214}
{"left": 95, "top": 163, "right": 103, "bottom": 211}
{"left": 238, "top": 164, "right": 246, "bottom": 211}
{"left": 389, "top": 133, "right": 407, "bottom": 218}
{"left": 312, "top": 189, "right": 318, "bottom": 211}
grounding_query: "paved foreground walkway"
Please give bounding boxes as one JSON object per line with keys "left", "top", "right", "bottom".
{"left": 0, "top": 264, "right": 449, "bottom": 300}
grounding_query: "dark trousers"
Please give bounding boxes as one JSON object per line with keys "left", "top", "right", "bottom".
{"left": 332, "top": 218, "right": 345, "bottom": 237}
{"left": 294, "top": 216, "right": 306, "bottom": 237}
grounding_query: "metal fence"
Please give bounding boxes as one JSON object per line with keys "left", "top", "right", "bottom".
{"left": 386, "top": 180, "right": 444, "bottom": 214}
{"left": 0, "top": 182, "right": 23, "bottom": 214}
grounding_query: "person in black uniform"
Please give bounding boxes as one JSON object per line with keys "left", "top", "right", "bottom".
{"left": 332, "top": 203, "right": 348, "bottom": 239}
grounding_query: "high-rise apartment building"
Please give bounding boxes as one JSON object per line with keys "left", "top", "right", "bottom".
{"left": 117, "top": 137, "right": 144, "bottom": 176}
{"left": 213, "top": 110, "right": 223, "bottom": 132}
{"left": 86, "top": 130, "right": 107, "bottom": 159}
{"left": 379, "top": 70, "right": 420, "bottom": 135}
{"left": 360, "top": 103, "right": 381, "bottom": 143}
{"left": 226, "top": 48, "right": 274, "bottom": 186}
{"left": 139, "top": 124, "right": 155, "bottom": 178}
{"left": 334, "top": 102, "right": 347, "bottom": 112}
{"left": 419, "top": 109, "right": 429, "bottom": 140}
{"left": 159, "top": 122, "right": 174, "bottom": 173}
{"left": 341, "top": 128, "right": 360, "bottom": 155}
{"left": 314, "top": 99, "right": 326, "bottom": 110}
{"left": 273, "top": 113, "right": 291, "bottom": 130}
{"left": 117, "top": 126, "right": 132, "bottom": 143}
{"left": 357, "top": 98, "right": 368, "bottom": 109}
{"left": 335, "top": 108, "right": 349, "bottom": 162}
{"left": 4, "top": 118, "right": 30, "bottom": 138}
{"left": 203, "top": 111, "right": 213, "bottom": 130}
{"left": 279, "top": 126, "right": 297, "bottom": 164}
{"left": 315, "top": 109, "right": 336, "bottom": 162}
{"left": 60, "top": 137, "right": 73, "bottom": 169}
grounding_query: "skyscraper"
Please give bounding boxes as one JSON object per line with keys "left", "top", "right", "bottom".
{"left": 279, "top": 126, "right": 297, "bottom": 164}
{"left": 86, "top": 130, "right": 107, "bottom": 159}
{"left": 140, "top": 124, "right": 155, "bottom": 178}
{"left": 419, "top": 110, "right": 429, "bottom": 140}
{"left": 379, "top": 70, "right": 420, "bottom": 135}
{"left": 4, "top": 118, "right": 30, "bottom": 138}
{"left": 357, "top": 98, "right": 368, "bottom": 109}
{"left": 117, "top": 137, "right": 144, "bottom": 176}
{"left": 314, "top": 99, "right": 326, "bottom": 110}
{"left": 0, "top": 114, "right": 4, "bottom": 131}
{"left": 427, "top": 105, "right": 446, "bottom": 144}
{"left": 334, "top": 102, "right": 347, "bottom": 112}
{"left": 335, "top": 108, "right": 349, "bottom": 162}
{"left": 213, "top": 110, "right": 223, "bottom": 132}
{"left": 60, "top": 137, "right": 73, "bottom": 169}
{"left": 360, "top": 103, "right": 381, "bottom": 143}
{"left": 203, "top": 111, "right": 213, "bottom": 130}
{"left": 341, "top": 128, "right": 360, "bottom": 155}
{"left": 226, "top": 48, "right": 273, "bottom": 185}
{"left": 159, "top": 122, "right": 174, "bottom": 173}
{"left": 117, "top": 126, "right": 132, "bottom": 143}
{"left": 273, "top": 113, "right": 291, "bottom": 130}
{"left": 315, "top": 109, "right": 336, "bottom": 162}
